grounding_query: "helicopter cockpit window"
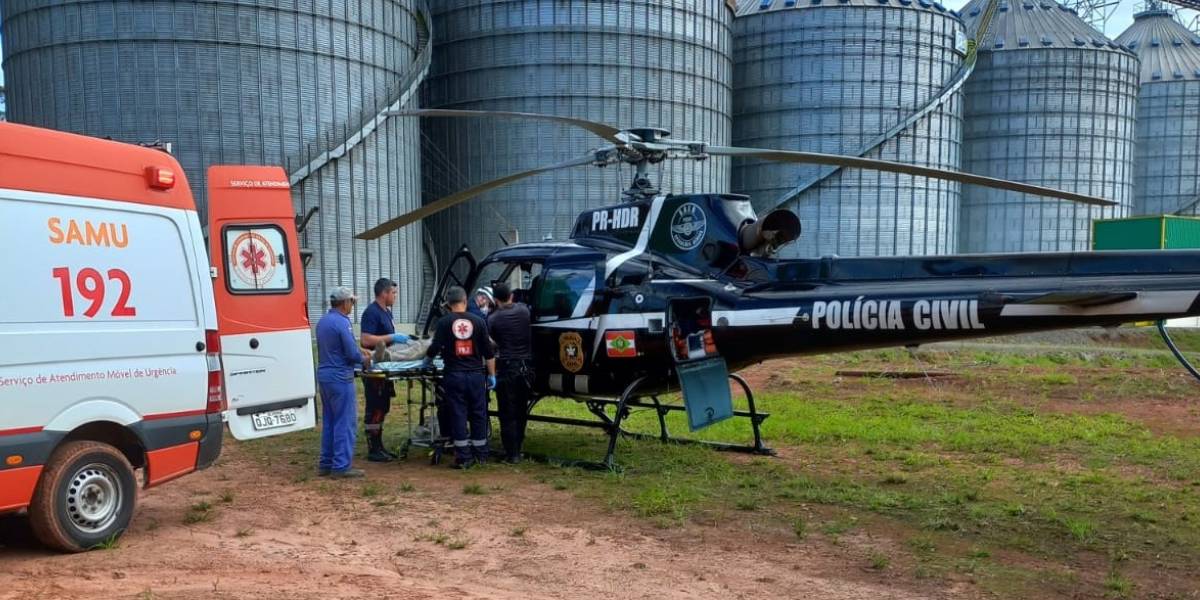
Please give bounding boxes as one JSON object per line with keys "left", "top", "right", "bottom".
{"left": 473, "top": 261, "right": 543, "bottom": 307}
{"left": 536, "top": 264, "right": 596, "bottom": 320}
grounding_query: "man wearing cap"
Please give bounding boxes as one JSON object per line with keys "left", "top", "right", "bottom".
{"left": 358, "top": 277, "right": 411, "bottom": 463}
{"left": 425, "top": 286, "right": 496, "bottom": 468}
{"left": 315, "top": 286, "right": 371, "bottom": 479}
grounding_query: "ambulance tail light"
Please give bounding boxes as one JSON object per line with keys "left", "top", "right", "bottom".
{"left": 205, "top": 329, "right": 227, "bottom": 414}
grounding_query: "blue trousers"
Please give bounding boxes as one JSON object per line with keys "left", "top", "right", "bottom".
{"left": 318, "top": 380, "right": 358, "bottom": 472}
{"left": 441, "top": 370, "right": 489, "bottom": 462}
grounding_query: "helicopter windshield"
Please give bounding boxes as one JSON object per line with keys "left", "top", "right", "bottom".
{"left": 535, "top": 263, "right": 596, "bottom": 320}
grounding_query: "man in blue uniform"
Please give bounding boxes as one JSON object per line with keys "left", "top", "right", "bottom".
{"left": 425, "top": 286, "right": 496, "bottom": 468}
{"left": 359, "top": 277, "right": 411, "bottom": 462}
{"left": 316, "top": 286, "right": 370, "bottom": 479}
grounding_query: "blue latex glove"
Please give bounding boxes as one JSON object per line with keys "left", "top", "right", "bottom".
{"left": 391, "top": 332, "right": 411, "bottom": 344}
{"left": 487, "top": 374, "right": 497, "bottom": 390}
{"left": 421, "top": 356, "right": 435, "bottom": 369}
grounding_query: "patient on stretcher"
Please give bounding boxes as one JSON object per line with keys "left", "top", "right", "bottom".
{"left": 372, "top": 338, "right": 432, "bottom": 363}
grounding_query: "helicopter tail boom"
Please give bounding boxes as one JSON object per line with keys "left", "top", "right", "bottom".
{"left": 709, "top": 251, "right": 1200, "bottom": 368}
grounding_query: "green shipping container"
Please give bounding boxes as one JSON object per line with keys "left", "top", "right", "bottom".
{"left": 1093, "top": 216, "right": 1200, "bottom": 251}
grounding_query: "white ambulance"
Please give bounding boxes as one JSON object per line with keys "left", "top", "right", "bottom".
{"left": 0, "top": 122, "right": 316, "bottom": 551}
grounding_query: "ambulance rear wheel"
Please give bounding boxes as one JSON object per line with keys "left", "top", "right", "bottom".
{"left": 29, "top": 441, "right": 137, "bottom": 552}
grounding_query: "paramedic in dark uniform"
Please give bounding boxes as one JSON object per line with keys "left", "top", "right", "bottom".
{"left": 425, "top": 286, "right": 495, "bottom": 468}
{"left": 487, "top": 282, "right": 533, "bottom": 464}
{"left": 316, "top": 286, "right": 370, "bottom": 479}
{"left": 359, "top": 277, "right": 411, "bottom": 462}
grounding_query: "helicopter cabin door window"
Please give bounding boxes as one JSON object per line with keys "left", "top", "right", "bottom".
{"left": 668, "top": 298, "right": 718, "bottom": 362}
{"left": 535, "top": 263, "right": 597, "bottom": 321}
{"left": 667, "top": 297, "right": 733, "bottom": 431}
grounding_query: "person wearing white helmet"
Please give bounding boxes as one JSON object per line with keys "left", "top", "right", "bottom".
{"left": 468, "top": 285, "right": 495, "bottom": 319}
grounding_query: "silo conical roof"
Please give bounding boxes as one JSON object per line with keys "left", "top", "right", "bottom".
{"left": 1115, "top": 9, "right": 1200, "bottom": 82}
{"left": 957, "top": 0, "right": 1137, "bottom": 252}
{"left": 736, "top": 0, "right": 953, "bottom": 16}
{"left": 960, "top": 0, "right": 1129, "bottom": 53}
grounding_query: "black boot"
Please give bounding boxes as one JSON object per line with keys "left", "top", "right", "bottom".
{"left": 366, "top": 434, "right": 393, "bottom": 462}
{"left": 378, "top": 426, "right": 400, "bottom": 460}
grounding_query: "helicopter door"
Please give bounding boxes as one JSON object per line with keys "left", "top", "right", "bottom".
{"left": 666, "top": 298, "right": 734, "bottom": 431}
{"left": 422, "top": 244, "right": 477, "bottom": 338}
{"left": 533, "top": 259, "right": 602, "bottom": 394}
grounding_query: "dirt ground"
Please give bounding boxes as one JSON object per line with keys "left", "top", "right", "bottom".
{"left": 0, "top": 440, "right": 973, "bottom": 600}
{"left": 4, "top": 339, "right": 1197, "bottom": 600}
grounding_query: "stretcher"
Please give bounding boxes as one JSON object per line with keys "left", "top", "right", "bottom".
{"left": 358, "top": 359, "right": 449, "bottom": 464}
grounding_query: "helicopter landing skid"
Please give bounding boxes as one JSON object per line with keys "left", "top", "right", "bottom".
{"left": 513, "top": 373, "right": 774, "bottom": 471}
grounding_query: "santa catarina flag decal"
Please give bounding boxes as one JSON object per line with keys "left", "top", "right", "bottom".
{"left": 605, "top": 330, "right": 637, "bottom": 357}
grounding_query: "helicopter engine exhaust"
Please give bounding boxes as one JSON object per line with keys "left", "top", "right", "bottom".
{"left": 739, "top": 209, "right": 802, "bottom": 256}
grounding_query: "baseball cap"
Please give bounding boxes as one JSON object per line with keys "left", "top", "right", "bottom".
{"left": 329, "top": 286, "right": 358, "bottom": 302}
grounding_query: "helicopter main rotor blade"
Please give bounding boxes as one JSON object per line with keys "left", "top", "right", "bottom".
{"left": 704, "top": 146, "right": 1117, "bottom": 207}
{"left": 384, "top": 109, "right": 627, "bottom": 146}
{"left": 355, "top": 151, "right": 607, "bottom": 240}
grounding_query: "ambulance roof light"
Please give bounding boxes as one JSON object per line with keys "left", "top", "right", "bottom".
{"left": 145, "top": 166, "right": 176, "bottom": 190}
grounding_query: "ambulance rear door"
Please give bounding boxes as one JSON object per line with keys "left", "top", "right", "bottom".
{"left": 206, "top": 166, "right": 316, "bottom": 440}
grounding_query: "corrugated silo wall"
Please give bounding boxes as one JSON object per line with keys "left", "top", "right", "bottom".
{"left": 960, "top": 48, "right": 1138, "bottom": 252}
{"left": 421, "top": 0, "right": 732, "bottom": 269}
{"left": 1117, "top": 9, "right": 1200, "bottom": 217}
{"left": 0, "top": 0, "right": 425, "bottom": 325}
{"left": 732, "top": 0, "right": 965, "bottom": 259}
{"left": 1135, "top": 78, "right": 1200, "bottom": 216}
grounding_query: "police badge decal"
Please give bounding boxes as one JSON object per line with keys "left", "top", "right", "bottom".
{"left": 558, "top": 332, "right": 585, "bottom": 373}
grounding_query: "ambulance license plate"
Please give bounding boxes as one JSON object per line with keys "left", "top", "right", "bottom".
{"left": 251, "top": 408, "right": 298, "bottom": 431}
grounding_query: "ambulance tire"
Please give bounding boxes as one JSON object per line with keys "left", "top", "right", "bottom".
{"left": 29, "top": 441, "right": 138, "bottom": 553}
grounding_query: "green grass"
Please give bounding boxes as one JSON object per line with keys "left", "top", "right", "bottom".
{"left": 868, "top": 551, "right": 891, "bottom": 571}
{"left": 360, "top": 482, "right": 384, "bottom": 498}
{"left": 183, "top": 500, "right": 215, "bottom": 525}
{"left": 791, "top": 517, "right": 807, "bottom": 539}
{"left": 183, "top": 510, "right": 212, "bottom": 525}
{"left": 235, "top": 335, "right": 1200, "bottom": 599}
{"left": 508, "top": 343, "right": 1200, "bottom": 599}
{"left": 1104, "top": 569, "right": 1133, "bottom": 598}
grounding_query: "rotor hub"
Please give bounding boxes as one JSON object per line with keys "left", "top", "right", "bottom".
{"left": 625, "top": 127, "right": 671, "bottom": 144}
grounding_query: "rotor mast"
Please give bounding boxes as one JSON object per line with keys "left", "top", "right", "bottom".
{"left": 620, "top": 127, "right": 673, "bottom": 201}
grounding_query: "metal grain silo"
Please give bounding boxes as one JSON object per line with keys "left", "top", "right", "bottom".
{"left": 421, "top": 0, "right": 733, "bottom": 267}
{"left": 732, "top": 0, "right": 967, "bottom": 259}
{"left": 0, "top": 0, "right": 430, "bottom": 324}
{"left": 959, "top": 0, "right": 1138, "bottom": 253}
{"left": 1116, "top": 8, "right": 1200, "bottom": 216}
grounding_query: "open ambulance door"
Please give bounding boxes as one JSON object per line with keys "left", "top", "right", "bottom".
{"left": 207, "top": 166, "right": 316, "bottom": 440}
